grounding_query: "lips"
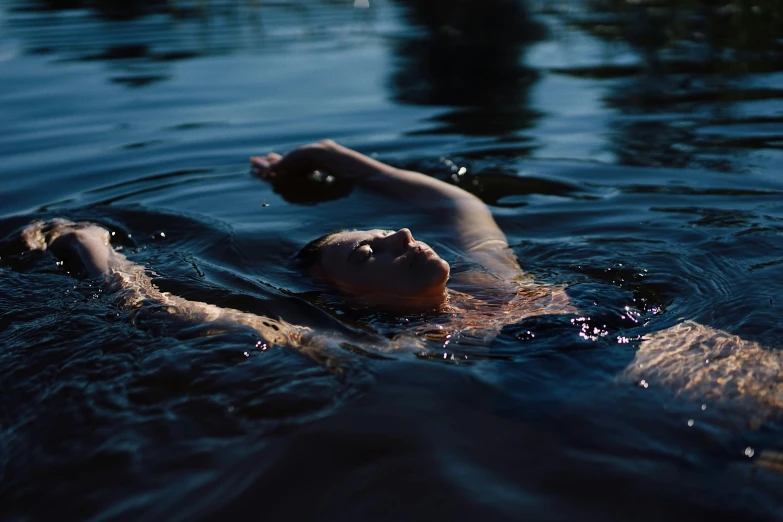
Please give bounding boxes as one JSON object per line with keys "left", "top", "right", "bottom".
{"left": 408, "top": 245, "right": 432, "bottom": 267}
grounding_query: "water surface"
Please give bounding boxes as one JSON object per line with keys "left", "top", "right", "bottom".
{"left": 2, "top": 0, "right": 783, "bottom": 520}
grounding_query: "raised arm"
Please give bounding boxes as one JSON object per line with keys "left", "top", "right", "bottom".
{"left": 251, "top": 140, "right": 520, "bottom": 279}
{"left": 22, "top": 220, "right": 308, "bottom": 349}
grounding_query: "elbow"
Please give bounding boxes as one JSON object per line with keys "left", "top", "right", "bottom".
{"left": 316, "top": 139, "right": 339, "bottom": 151}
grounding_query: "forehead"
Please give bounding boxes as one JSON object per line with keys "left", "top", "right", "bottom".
{"left": 320, "top": 229, "right": 387, "bottom": 265}
{"left": 327, "top": 229, "right": 387, "bottom": 246}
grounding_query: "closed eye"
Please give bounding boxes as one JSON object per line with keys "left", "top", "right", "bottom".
{"left": 348, "top": 239, "right": 373, "bottom": 265}
{"left": 358, "top": 242, "right": 373, "bottom": 260}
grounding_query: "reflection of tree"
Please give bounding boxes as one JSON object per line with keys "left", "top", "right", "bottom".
{"left": 23, "top": 0, "right": 168, "bottom": 20}
{"left": 563, "top": 0, "right": 783, "bottom": 171}
{"left": 390, "top": 0, "right": 545, "bottom": 138}
{"left": 11, "top": 0, "right": 250, "bottom": 88}
{"left": 9, "top": 0, "right": 272, "bottom": 89}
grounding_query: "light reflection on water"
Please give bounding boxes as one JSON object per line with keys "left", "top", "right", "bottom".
{"left": 1, "top": 0, "right": 783, "bottom": 520}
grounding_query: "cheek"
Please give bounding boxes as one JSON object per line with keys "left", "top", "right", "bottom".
{"left": 361, "top": 255, "right": 444, "bottom": 293}
{"left": 348, "top": 262, "right": 399, "bottom": 292}
{"left": 362, "top": 259, "right": 411, "bottom": 291}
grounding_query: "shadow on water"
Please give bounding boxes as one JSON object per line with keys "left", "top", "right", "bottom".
{"left": 554, "top": 0, "right": 783, "bottom": 172}
{"left": 389, "top": 0, "right": 545, "bottom": 139}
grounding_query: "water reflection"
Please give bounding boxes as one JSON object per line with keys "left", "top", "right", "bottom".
{"left": 390, "top": 0, "right": 544, "bottom": 139}
{"left": 7, "top": 0, "right": 264, "bottom": 88}
{"left": 5, "top": 0, "right": 363, "bottom": 89}
{"left": 17, "top": 0, "right": 163, "bottom": 20}
{"left": 557, "top": 0, "right": 783, "bottom": 172}
{"left": 15, "top": 0, "right": 228, "bottom": 20}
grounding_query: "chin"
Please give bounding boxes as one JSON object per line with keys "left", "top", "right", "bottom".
{"left": 422, "top": 257, "right": 450, "bottom": 289}
{"left": 435, "top": 258, "right": 451, "bottom": 284}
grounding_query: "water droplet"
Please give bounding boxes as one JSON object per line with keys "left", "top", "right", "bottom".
{"left": 745, "top": 447, "right": 755, "bottom": 458}
{"left": 457, "top": 167, "right": 467, "bottom": 175}
{"left": 160, "top": 232, "right": 166, "bottom": 238}
{"left": 701, "top": 404, "right": 707, "bottom": 410}
{"left": 639, "top": 379, "right": 649, "bottom": 389}
{"left": 687, "top": 419, "right": 694, "bottom": 427}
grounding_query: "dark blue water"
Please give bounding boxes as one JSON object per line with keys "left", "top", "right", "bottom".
{"left": 2, "top": 0, "right": 783, "bottom": 520}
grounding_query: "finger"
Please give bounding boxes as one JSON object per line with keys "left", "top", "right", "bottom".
{"left": 250, "top": 158, "right": 277, "bottom": 181}
{"left": 250, "top": 156, "right": 270, "bottom": 168}
{"left": 267, "top": 152, "right": 283, "bottom": 162}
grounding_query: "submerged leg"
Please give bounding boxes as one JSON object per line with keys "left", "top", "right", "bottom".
{"left": 625, "top": 320, "right": 783, "bottom": 426}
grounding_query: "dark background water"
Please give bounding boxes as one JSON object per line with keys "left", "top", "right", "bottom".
{"left": 2, "top": 0, "right": 783, "bottom": 520}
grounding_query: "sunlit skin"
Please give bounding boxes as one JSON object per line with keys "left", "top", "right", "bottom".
{"left": 312, "top": 228, "right": 450, "bottom": 302}
{"left": 20, "top": 140, "right": 783, "bottom": 420}
{"left": 250, "top": 140, "right": 521, "bottom": 306}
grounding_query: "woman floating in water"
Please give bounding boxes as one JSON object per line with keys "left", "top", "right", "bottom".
{"left": 24, "top": 140, "right": 572, "bottom": 349}
{"left": 21, "top": 140, "right": 783, "bottom": 419}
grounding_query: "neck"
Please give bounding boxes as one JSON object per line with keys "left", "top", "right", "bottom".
{"left": 351, "top": 286, "right": 448, "bottom": 313}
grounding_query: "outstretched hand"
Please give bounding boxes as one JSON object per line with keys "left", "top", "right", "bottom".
{"left": 249, "top": 141, "right": 354, "bottom": 204}
{"left": 23, "top": 219, "right": 106, "bottom": 254}
{"left": 22, "top": 219, "right": 118, "bottom": 278}
{"left": 250, "top": 141, "right": 334, "bottom": 181}
{"left": 249, "top": 152, "right": 285, "bottom": 180}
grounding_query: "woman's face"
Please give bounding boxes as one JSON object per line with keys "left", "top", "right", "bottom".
{"left": 312, "top": 228, "right": 450, "bottom": 299}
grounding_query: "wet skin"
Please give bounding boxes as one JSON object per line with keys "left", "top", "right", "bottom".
{"left": 313, "top": 228, "right": 450, "bottom": 300}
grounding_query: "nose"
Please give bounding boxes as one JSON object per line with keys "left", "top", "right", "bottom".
{"left": 383, "top": 228, "right": 415, "bottom": 252}
{"left": 396, "top": 228, "right": 414, "bottom": 244}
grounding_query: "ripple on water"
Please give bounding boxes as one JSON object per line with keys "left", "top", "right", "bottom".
{"left": 2, "top": 0, "right": 783, "bottom": 519}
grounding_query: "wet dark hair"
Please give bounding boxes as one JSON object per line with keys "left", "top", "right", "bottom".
{"left": 294, "top": 230, "right": 344, "bottom": 272}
